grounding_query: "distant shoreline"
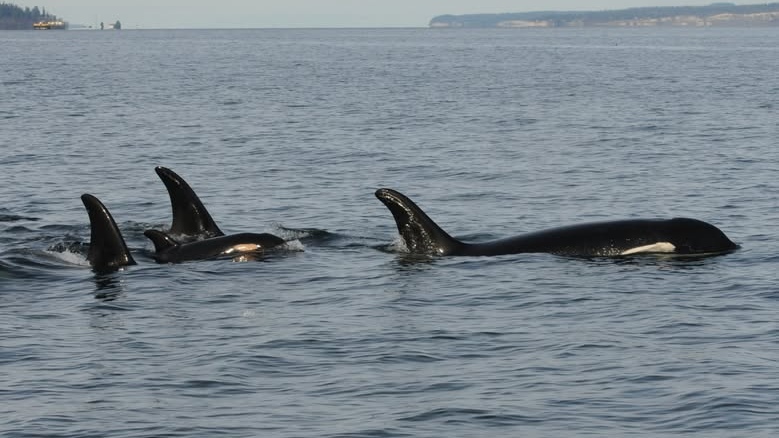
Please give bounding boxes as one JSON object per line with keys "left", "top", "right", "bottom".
{"left": 430, "top": 2, "right": 779, "bottom": 28}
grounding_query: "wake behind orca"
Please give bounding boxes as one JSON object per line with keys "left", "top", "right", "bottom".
{"left": 375, "top": 188, "right": 738, "bottom": 257}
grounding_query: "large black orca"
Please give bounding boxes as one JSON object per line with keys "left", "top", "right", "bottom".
{"left": 81, "top": 194, "right": 136, "bottom": 272}
{"left": 154, "top": 166, "right": 224, "bottom": 238}
{"left": 147, "top": 166, "right": 290, "bottom": 263}
{"left": 375, "top": 188, "right": 738, "bottom": 257}
{"left": 144, "top": 229, "right": 286, "bottom": 263}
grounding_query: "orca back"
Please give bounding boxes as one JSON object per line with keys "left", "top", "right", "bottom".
{"left": 375, "top": 189, "right": 738, "bottom": 258}
{"left": 143, "top": 230, "right": 286, "bottom": 263}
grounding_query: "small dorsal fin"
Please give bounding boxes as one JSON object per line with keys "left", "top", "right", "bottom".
{"left": 143, "top": 229, "right": 180, "bottom": 253}
{"left": 81, "top": 194, "right": 136, "bottom": 272}
{"left": 375, "top": 188, "right": 464, "bottom": 255}
{"left": 154, "top": 166, "right": 224, "bottom": 237}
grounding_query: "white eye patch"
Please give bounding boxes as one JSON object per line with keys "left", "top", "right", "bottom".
{"left": 620, "top": 242, "right": 676, "bottom": 256}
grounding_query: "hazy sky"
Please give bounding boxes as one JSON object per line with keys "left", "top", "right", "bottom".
{"left": 24, "top": 1, "right": 718, "bottom": 29}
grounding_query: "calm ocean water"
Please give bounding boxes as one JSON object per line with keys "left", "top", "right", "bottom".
{"left": 1, "top": 27, "right": 778, "bottom": 437}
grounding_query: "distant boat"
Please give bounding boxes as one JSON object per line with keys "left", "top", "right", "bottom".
{"left": 33, "top": 20, "right": 68, "bottom": 30}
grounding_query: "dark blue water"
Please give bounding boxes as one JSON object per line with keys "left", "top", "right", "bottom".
{"left": 1, "top": 28, "right": 778, "bottom": 437}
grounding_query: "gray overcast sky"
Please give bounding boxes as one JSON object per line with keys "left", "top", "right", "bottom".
{"left": 23, "top": 1, "right": 718, "bottom": 29}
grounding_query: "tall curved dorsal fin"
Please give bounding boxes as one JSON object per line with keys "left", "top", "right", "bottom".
{"left": 154, "top": 166, "right": 224, "bottom": 237}
{"left": 81, "top": 194, "right": 136, "bottom": 272}
{"left": 375, "top": 188, "right": 464, "bottom": 256}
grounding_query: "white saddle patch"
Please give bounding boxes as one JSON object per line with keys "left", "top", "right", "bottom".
{"left": 620, "top": 242, "right": 676, "bottom": 256}
{"left": 224, "top": 244, "right": 262, "bottom": 254}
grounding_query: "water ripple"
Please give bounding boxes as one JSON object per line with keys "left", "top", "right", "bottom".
{"left": 1, "top": 27, "right": 778, "bottom": 438}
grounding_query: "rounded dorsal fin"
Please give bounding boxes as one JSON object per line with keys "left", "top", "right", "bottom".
{"left": 143, "top": 229, "right": 180, "bottom": 253}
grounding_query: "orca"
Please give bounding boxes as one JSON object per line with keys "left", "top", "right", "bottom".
{"left": 81, "top": 194, "right": 136, "bottom": 272}
{"left": 375, "top": 188, "right": 738, "bottom": 257}
{"left": 144, "top": 229, "right": 286, "bottom": 263}
{"left": 147, "top": 166, "right": 290, "bottom": 263}
{"left": 154, "top": 166, "right": 224, "bottom": 238}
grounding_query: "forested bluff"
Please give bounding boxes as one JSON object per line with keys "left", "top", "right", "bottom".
{"left": 0, "top": 2, "right": 58, "bottom": 29}
{"left": 430, "top": 3, "right": 779, "bottom": 28}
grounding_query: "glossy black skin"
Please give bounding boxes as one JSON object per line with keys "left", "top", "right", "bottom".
{"left": 154, "top": 166, "right": 224, "bottom": 238}
{"left": 148, "top": 167, "right": 287, "bottom": 263}
{"left": 144, "top": 230, "right": 286, "bottom": 264}
{"left": 375, "top": 188, "right": 738, "bottom": 257}
{"left": 81, "top": 194, "right": 136, "bottom": 272}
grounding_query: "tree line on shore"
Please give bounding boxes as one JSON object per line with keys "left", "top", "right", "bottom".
{"left": 431, "top": 3, "right": 779, "bottom": 27}
{"left": 0, "top": 2, "right": 58, "bottom": 29}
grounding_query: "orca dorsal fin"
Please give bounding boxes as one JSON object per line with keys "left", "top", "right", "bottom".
{"left": 154, "top": 166, "right": 224, "bottom": 237}
{"left": 143, "top": 229, "right": 180, "bottom": 253}
{"left": 375, "top": 188, "right": 464, "bottom": 255}
{"left": 81, "top": 194, "right": 136, "bottom": 272}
